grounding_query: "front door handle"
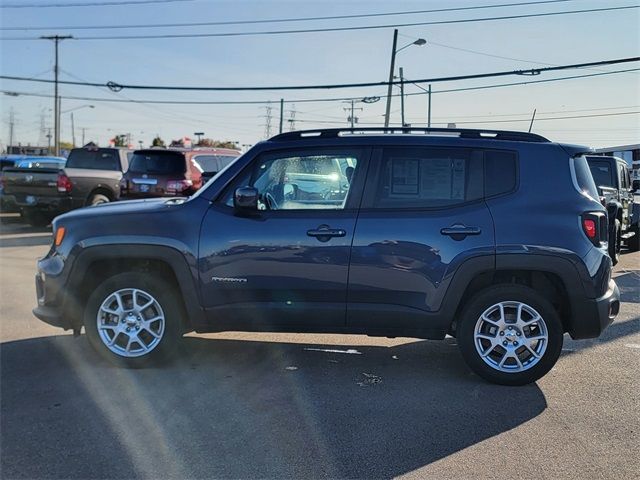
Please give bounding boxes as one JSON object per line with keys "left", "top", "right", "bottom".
{"left": 440, "top": 224, "right": 481, "bottom": 239}
{"left": 307, "top": 225, "right": 346, "bottom": 241}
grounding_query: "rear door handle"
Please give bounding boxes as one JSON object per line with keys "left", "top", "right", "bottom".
{"left": 440, "top": 225, "right": 481, "bottom": 238}
{"left": 307, "top": 225, "right": 347, "bottom": 240}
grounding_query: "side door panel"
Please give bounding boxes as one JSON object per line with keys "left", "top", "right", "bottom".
{"left": 198, "top": 146, "right": 370, "bottom": 330}
{"left": 347, "top": 146, "right": 496, "bottom": 332}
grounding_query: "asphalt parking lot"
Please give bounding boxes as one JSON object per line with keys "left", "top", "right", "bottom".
{"left": 0, "top": 212, "right": 638, "bottom": 479}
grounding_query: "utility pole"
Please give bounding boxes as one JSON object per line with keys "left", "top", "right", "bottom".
{"left": 279, "top": 98, "right": 284, "bottom": 134}
{"left": 8, "top": 108, "right": 15, "bottom": 153}
{"left": 71, "top": 112, "right": 76, "bottom": 147}
{"left": 288, "top": 104, "right": 297, "bottom": 132}
{"left": 427, "top": 84, "right": 432, "bottom": 128}
{"left": 384, "top": 29, "right": 399, "bottom": 128}
{"left": 263, "top": 103, "right": 273, "bottom": 138}
{"left": 46, "top": 128, "right": 52, "bottom": 154}
{"left": 41, "top": 35, "right": 72, "bottom": 156}
{"left": 81, "top": 127, "right": 86, "bottom": 146}
{"left": 399, "top": 67, "right": 406, "bottom": 127}
{"left": 343, "top": 99, "right": 363, "bottom": 128}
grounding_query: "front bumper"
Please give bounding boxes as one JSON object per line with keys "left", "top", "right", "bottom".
{"left": 33, "top": 254, "right": 75, "bottom": 331}
{"left": 569, "top": 279, "right": 620, "bottom": 339}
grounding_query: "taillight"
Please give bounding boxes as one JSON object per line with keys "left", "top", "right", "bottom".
{"left": 583, "top": 219, "right": 596, "bottom": 239}
{"left": 56, "top": 174, "right": 72, "bottom": 193}
{"left": 581, "top": 212, "right": 607, "bottom": 247}
{"left": 166, "top": 179, "right": 193, "bottom": 194}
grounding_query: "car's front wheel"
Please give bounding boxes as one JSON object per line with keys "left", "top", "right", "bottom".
{"left": 84, "top": 272, "right": 184, "bottom": 367}
{"left": 457, "top": 284, "right": 563, "bottom": 386}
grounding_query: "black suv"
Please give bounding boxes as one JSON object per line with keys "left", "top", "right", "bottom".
{"left": 586, "top": 155, "right": 637, "bottom": 261}
{"left": 33, "top": 128, "right": 620, "bottom": 385}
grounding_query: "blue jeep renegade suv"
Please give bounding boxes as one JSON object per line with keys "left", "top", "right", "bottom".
{"left": 33, "top": 128, "right": 620, "bottom": 385}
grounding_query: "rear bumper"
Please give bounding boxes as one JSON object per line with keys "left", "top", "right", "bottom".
{"left": 568, "top": 279, "right": 620, "bottom": 339}
{"left": 8, "top": 193, "right": 83, "bottom": 214}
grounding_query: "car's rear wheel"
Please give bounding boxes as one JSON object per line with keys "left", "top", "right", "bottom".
{"left": 457, "top": 284, "right": 563, "bottom": 386}
{"left": 88, "top": 193, "right": 110, "bottom": 206}
{"left": 84, "top": 272, "right": 183, "bottom": 367}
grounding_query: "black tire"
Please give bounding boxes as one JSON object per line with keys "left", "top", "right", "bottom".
{"left": 457, "top": 284, "right": 564, "bottom": 386}
{"left": 84, "top": 272, "right": 184, "bottom": 367}
{"left": 608, "top": 219, "right": 621, "bottom": 266}
{"left": 20, "top": 209, "right": 53, "bottom": 227}
{"left": 88, "top": 193, "right": 110, "bottom": 206}
{"left": 627, "top": 227, "right": 639, "bottom": 252}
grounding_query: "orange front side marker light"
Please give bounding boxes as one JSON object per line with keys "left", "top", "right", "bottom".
{"left": 55, "top": 227, "right": 66, "bottom": 246}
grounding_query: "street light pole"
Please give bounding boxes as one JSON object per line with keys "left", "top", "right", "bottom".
{"left": 384, "top": 29, "right": 398, "bottom": 128}
{"left": 41, "top": 35, "right": 73, "bottom": 156}
{"left": 428, "top": 84, "right": 432, "bottom": 128}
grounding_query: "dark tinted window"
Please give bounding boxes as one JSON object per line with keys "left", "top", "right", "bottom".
{"left": 484, "top": 150, "right": 517, "bottom": 197}
{"left": 66, "top": 149, "right": 120, "bottom": 170}
{"left": 373, "top": 147, "right": 483, "bottom": 208}
{"left": 588, "top": 160, "right": 614, "bottom": 188}
{"left": 573, "top": 156, "right": 600, "bottom": 200}
{"left": 129, "top": 151, "right": 185, "bottom": 174}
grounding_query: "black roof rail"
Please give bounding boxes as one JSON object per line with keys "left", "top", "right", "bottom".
{"left": 269, "top": 127, "right": 550, "bottom": 143}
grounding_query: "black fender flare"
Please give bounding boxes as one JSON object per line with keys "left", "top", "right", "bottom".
{"left": 63, "top": 244, "right": 205, "bottom": 330}
{"left": 442, "top": 252, "right": 593, "bottom": 334}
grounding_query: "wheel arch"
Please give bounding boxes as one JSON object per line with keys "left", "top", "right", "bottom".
{"left": 62, "top": 244, "right": 204, "bottom": 332}
{"left": 444, "top": 253, "right": 586, "bottom": 336}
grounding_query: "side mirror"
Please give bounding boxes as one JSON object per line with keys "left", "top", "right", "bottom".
{"left": 233, "top": 186, "right": 258, "bottom": 213}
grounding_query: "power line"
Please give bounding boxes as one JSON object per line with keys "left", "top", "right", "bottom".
{"left": 2, "top": 5, "right": 637, "bottom": 41}
{"left": 0, "top": 0, "right": 579, "bottom": 30}
{"left": 3, "top": 67, "right": 638, "bottom": 106}
{"left": 294, "top": 111, "right": 640, "bottom": 126}
{"left": 2, "top": 57, "right": 638, "bottom": 91}
{"left": 1, "top": 0, "right": 194, "bottom": 8}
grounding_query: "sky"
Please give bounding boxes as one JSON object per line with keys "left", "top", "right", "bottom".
{"left": 0, "top": 0, "right": 639, "bottom": 150}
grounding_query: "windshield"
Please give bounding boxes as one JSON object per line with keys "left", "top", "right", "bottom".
{"left": 129, "top": 151, "right": 185, "bottom": 174}
{"left": 66, "top": 149, "right": 120, "bottom": 170}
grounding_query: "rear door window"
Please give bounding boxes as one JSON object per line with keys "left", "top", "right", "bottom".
{"left": 66, "top": 149, "right": 120, "bottom": 170}
{"left": 368, "top": 147, "right": 483, "bottom": 209}
{"left": 128, "top": 151, "right": 185, "bottom": 175}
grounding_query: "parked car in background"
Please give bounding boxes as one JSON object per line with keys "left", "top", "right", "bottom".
{"left": 0, "top": 156, "right": 66, "bottom": 212}
{"left": 34, "top": 128, "right": 619, "bottom": 386}
{"left": 586, "top": 155, "right": 637, "bottom": 261}
{"left": 190, "top": 148, "right": 242, "bottom": 184}
{"left": 2, "top": 146, "right": 131, "bottom": 226}
{"left": 120, "top": 147, "right": 240, "bottom": 199}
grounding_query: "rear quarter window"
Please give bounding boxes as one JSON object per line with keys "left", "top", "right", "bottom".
{"left": 484, "top": 150, "right": 517, "bottom": 197}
